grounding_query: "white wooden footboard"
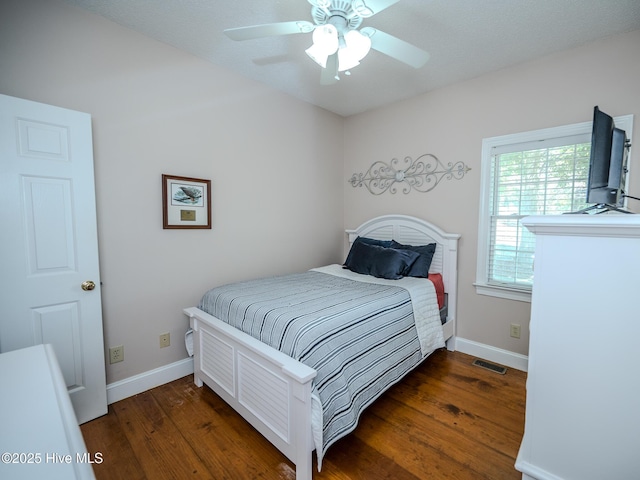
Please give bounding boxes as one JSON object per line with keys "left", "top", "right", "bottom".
{"left": 183, "top": 306, "right": 317, "bottom": 480}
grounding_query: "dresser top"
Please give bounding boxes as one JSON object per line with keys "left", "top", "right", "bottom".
{"left": 522, "top": 214, "right": 640, "bottom": 238}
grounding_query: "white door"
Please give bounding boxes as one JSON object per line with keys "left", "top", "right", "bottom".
{"left": 0, "top": 94, "right": 107, "bottom": 424}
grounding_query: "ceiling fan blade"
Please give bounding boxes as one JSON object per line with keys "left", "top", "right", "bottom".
{"left": 352, "top": 0, "right": 400, "bottom": 18}
{"left": 224, "top": 21, "right": 314, "bottom": 41}
{"left": 360, "top": 27, "right": 429, "bottom": 68}
{"left": 320, "top": 54, "right": 339, "bottom": 85}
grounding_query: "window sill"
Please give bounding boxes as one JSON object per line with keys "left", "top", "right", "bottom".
{"left": 474, "top": 282, "right": 532, "bottom": 303}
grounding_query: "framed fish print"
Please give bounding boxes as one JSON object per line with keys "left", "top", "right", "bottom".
{"left": 162, "top": 174, "right": 211, "bottom": 229}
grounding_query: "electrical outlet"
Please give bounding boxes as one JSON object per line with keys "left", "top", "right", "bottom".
{"left": 109, "top": 345, "right": 124, "bottom": 364}
{"left": 510, "top": 323, "right": 521, "bottom": 339}
{"left": 159, "top": 332, "right": 170, "bottom": 348}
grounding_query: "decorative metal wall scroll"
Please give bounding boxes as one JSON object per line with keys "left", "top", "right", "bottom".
{"left": 348, "top": 154, "right": 471, "bottom": 195}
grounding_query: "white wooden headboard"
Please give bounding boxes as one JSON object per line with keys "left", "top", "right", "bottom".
{"left": 346, "top": 214, "right": 460, "bottom": 345}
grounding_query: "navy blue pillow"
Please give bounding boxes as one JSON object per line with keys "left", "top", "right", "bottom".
{"left": 345, "top": 241, "right": 419, "bottom": 280}
{"left": 344, "top": 236, "right": 393, "bottom": 267}
{"left": 390, "top": 240, "right": 436, "bottom": 278}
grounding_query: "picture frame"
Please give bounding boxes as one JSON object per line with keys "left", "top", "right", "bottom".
{"left": 162, "top": 174, "right": 211, "bottom": 229}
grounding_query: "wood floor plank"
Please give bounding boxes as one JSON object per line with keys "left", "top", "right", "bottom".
{"left": 358, "top": 394, "right": 519, "bottom": 480}
{"left": 407, "top": 358, "right": 526, "bottom": 430}
{"left": 110, "top": 390, "right": 215, "bottom": 479}
{"left": 387, "top": 368, "right": 524, "bottom": 457}
{"left": 149, "top": 375, "right": 295, "bottom": 479}
{"left": 80, "top": 350, "right": 526, "bottom": 479}
{"left": 80, "top": 405, "right": 146, "bottom": 480}
{"left": 317, "top": 435, "right": 423, "bottom": 480}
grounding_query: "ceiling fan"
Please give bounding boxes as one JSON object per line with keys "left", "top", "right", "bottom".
{"left": 224, "top": 0, "right": 430, "bottom": 84}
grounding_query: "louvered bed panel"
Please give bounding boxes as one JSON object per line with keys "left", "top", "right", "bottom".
{"left": 238, "top": 351, "right": 291, "bottom": 443}
{"left": 200, "top": 328, "right": 234, "bottom": 396}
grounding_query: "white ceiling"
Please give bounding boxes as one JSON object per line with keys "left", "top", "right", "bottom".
{"left": 64, "top": 0, "right": 640, "bottom": 117}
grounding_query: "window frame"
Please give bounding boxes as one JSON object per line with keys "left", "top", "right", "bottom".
{"left": 476, "top": 114, "right": 633, "bottom": 302}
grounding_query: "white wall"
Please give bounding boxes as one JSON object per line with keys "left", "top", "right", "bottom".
{"left": 344, "top": 29, "right": 640, "bottom": 356}
{"left": 0, "top": 0, "right": 345, "bottom": 383}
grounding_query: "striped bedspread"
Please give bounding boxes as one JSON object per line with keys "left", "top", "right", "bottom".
{"left": 198, "top": 264, "right": 444, "bottom": 467}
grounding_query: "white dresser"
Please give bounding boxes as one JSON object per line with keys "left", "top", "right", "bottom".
{"left": 516, "top": 215, "right": 640, "bottom": 480}
{"left": 0, "top": 344, "right": 96, "bottom": 480}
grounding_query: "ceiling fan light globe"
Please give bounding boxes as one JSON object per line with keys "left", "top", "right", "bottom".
{"left": 344, "top": 29, "right": 372, "bottom": 60}
{"left": 307, "top": 24, "right": 339, "bottom": 68}
{"left": 305, "top": 44, "right": 330, "bottom": 68}
{"left": 312, "top": 24, "right": 339, "bottom": 54}
{"left": 338, "top": 56, "right": 360, "bottom": 71}
{"left": 338, "top": 29, "right": 371, "bottom": 71}
{"left": 338, "top": 48, "right": 362, "bottom": 71}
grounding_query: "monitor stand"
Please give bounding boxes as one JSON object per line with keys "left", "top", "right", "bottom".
{"left": 566, "top": 203, "right": 634, "bottom": 214}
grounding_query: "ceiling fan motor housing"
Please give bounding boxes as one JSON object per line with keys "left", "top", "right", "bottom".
{"left": 311, "top": 0, "right": 364, "bottom": 32}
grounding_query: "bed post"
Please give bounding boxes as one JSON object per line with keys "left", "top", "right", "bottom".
{"left": 188, "top": 314, "right": 204, "bottom": 387}
{"left": 290, "top": 379, "right": 314, "bottom": 480}
{"left": 282, "top": 360, "right": 316, "bottom": 480}
{"left": 442, "top": 233, "right": 459, "bottom": 351}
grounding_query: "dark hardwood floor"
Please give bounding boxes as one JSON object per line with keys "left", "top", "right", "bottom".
{"left": 81, "top": 349, "right": 526, "bottom": 479}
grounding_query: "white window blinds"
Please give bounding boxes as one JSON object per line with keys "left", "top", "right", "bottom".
{"left": 487, "top": 134, "right": 591, "bottom": 290}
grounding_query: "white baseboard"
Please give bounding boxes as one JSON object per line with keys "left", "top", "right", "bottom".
{"left": 454, "top": 337, "right": 529, "bottom": 372}
{"left": 515, "top": 459, "right": 562, "bottom": 480}
{"left": 106, "top": 357, "right": 194, "bottom": 405}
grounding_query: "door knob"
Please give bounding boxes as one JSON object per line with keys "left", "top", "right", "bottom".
{"left": 81, "top": 280, "right": 96, "bottom": 291}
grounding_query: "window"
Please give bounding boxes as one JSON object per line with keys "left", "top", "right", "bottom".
{"left": 476, "top": 115, "right": 633, "bottom": 302}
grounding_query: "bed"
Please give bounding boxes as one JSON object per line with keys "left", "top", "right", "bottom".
{"left": 183, "top": 215, "right": 460, "bottom": 480}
